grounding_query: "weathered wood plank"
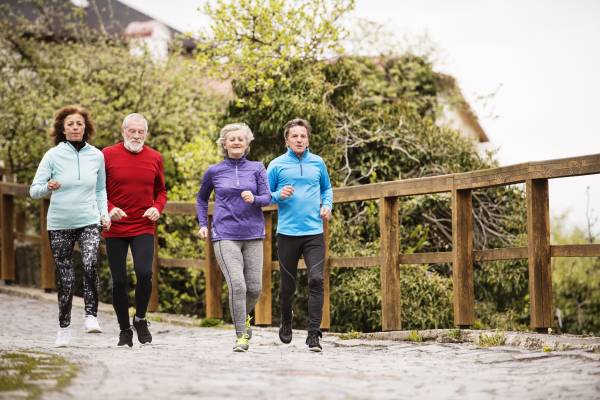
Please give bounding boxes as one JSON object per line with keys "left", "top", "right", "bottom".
{"left": 0, "top": 183, "right": 30, "bottom": 198}
{"left": 40, "top": 198, "right": 55, "bottom": 290}
{"left": 473, "top": 247, "right": 528, "bottom": 262}
{"left": 330, "top": 256, "right": 381, "bottom": 268}
{"left": 333, "top": 183, "right": 382, "bottom": 203}
{"left": 551, "top": 244, "right": 600, "bottom": 258}
{"left": 255, "top": 211, "right": 273, "bottom": 326}
{"left": 205, "top": 216, "right": 223, "bottom": 319}
{"left": 321, "top": 220, "right": 331, "bottom": 330}
{"left": 380, "top": 196, "right": 401, "bottom": 331}
{"left": 158, "top": 258, "right": 205, "bottom": 269}
{"left": 162, "top": 201, "right": 277, "bottom": 216}
{"left": 382, "top": 175, "right": 453, "bottom": 197}
{"left": 452, "top": 189, "right": 475, "bottom": 326}
{"left": 454, "top": 164, "right": 529, "bottom": 190}
{"left": 527, "top": 179, "right": 554, "bottom": 328}
{"left": 15, "top": 233, "right": 42, "bottom": 245}
{"left": 15, "top": 210, "right": 25, "bottom": 234}
{"left": 148, "top": 225, "right": 160, "bottom": 312}
{"left": 1, "top": 195, "right": 15, "bottom": 281}
{"left": 398, "top": 252, "right": 452, "bottom": 264}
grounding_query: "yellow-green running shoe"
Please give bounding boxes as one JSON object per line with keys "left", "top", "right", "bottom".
{"left": 233, "top": 334, "right": 250, "bottom": 352}
{"left": 246, "top": 315, "right": 253, "bottom": 339}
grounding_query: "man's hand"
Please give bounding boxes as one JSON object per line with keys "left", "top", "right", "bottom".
{"left": 198, "top": 227, "right": 208, "bottom": 240}
{"left": 101, "top": 216, "right": 111, "bottom": 231}
{"left": 280, "top": 185, "right": 294, "bottom": 199}
{"left": 241, "top": 191, "right": 254, "bottom": 204}
{"left": 142, "top": 207, "right": 160, "bottom": 221}
{"left": 47, "top": 179, "right": 62, "bottom": 191}
{"left": 109, "top": 207, "right": 127, "bottom": 221}
{"left": 320, "top": 206, "right": 332, "bottom": 221}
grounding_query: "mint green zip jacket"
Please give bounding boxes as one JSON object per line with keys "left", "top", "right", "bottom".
{"left": 30, "top": 142, "right": 109, "bottom": 231}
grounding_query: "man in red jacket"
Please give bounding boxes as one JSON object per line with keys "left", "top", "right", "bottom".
{"left": 103, "top": 113, "right": 167, "bottom": 348}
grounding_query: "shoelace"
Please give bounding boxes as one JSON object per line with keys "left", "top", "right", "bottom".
{"left": 57, "top": 328, "right": 70, "bottom": 340}
{"left": 281, "top": 320, "right": 292, "bottom": 335}
{"left": 246, "top": 315, "right": 253, "bottom": 331}
{"left": 307, "top": 334, "right": 319, "bottom": 346}
{"left": 134, "top": 319, "right": 151, "bottom": 333}
{"left": 236, "top": 334, "right": 250, "bottom": 346}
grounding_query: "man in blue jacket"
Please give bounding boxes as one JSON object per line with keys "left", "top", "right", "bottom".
{"left": 267, "top": 118, "right": 333, "bottom": 352}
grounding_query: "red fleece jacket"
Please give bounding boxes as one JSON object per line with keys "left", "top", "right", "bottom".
{"left": 102, "top": 143, "right": 167, "bottom": 238}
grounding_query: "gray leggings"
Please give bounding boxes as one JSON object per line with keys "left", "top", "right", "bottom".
{"left": 213, "top": 239, "right": 263, "bottom": 338}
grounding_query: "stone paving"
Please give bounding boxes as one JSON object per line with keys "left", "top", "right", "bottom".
{"left": 1, "top": 293, "right": 599, "bottom": 400}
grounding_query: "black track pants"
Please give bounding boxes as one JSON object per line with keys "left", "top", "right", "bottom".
{"left": 48, "top": 225, "right": 102, "bottom": 328}
{"left": 277, "top": 233, "right": 326, "bottom": 332}
{"left": 105, "top": 234, "right": 154, "bottom": 331}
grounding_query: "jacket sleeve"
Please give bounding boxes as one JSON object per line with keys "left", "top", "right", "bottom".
{"left": 152, "top": 155, "right": 167, "bottom": 213}
{"left": 29, "top": 151, "right": 53, "bottom": 199}
{"left": 102, "top": 148, "right": 115, "bottom": 213}
{"left": 320, "top": 160, "right": 333, "bottom": 210}
{"left": 196, "top": 166, "right": 214, "bottom": 228}
{"left": 95, "top": 154, "right": 109, "bottom": 219}
{"left": 252, "top": 163, "right": 272, "bottom": 208}
{"left": 267, "top": 162, "right": 282, "bottom": 204}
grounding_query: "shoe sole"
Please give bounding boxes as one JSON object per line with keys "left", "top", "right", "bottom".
{"left": 85, "top": 328, "right": 103, "bottom": 333}
{"left": 305, "top": 344, "right": 322, "bottom": 352}
{"left": 139, "top": 342, "right": 153, "bottom": 347}
{"left": 54, "top": 343, "right": 69, "bottom": 348}
{"left": 233, "top": 347, "right": 248, "bottom": 352}
{"left": 118, "top": 344, "right": 133, "bottom": 349}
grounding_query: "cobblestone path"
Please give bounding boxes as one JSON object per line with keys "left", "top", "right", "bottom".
{"left": 1, "top": 293, "right": 599, "bottom": 400}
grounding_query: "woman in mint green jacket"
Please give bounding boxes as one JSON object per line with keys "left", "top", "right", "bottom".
{"left": 30, "top": 105, "right": 110, "bottom": 348}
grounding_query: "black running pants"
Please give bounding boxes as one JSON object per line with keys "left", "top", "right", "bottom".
{"left": 105, "top": 234, "right": 154, "bottom": 331}
{"left": 277, "top": 233, "right": 326, "bottom": 333}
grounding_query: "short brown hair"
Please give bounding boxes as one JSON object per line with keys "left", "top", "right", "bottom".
{"left": 283, "top": 118, "right": 312, "bottom": 141}
{"left": 47, "top": 105, "right": 96, "bottom": 146}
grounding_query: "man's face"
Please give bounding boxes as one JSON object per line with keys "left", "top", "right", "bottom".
{"left": 121, "top": 117, "right": 147, "bottom": 152}
{"left": 285, "top": 126, "right": 309, "bottom": 154}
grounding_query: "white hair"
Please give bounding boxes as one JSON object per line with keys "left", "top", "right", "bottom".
{"left": 122, "top": 113, "right": 148, "bottom": 132}
{"left": 216, "top": 123, "right": 254, "bottom": 157}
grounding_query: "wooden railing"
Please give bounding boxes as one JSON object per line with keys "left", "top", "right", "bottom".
{"left": 2, "top": 153, "right": 600, "bottom": 333}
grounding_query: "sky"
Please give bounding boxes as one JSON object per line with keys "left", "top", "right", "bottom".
{"left": 120, "top": 0, "right": 600, "bottom": 231}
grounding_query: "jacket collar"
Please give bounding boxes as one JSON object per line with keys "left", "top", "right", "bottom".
{"left": 225, "top": 153, "right": 247, "bottom": 166}
{"left": 60, "top": 141, "right": 90, "bottom": 152}
{"left": 286, "top": 146, "right": 309, "bottom": 161}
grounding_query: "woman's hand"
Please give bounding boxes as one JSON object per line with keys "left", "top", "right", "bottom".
{"left": 47, "top": 179, "right": 62, "bottom": 191}
{"left": 198, "top": 227, "right": 208, "bottom": 240}
{"left": 101, "top": 216, "right": 111, "bottom": 231}
{"left": 241, "top": 191, "right": 254, "bottom": 204}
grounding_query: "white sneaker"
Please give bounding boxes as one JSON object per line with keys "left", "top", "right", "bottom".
{"left": 83, "top": 315, "right": 103, "bottom": 333}
{"left": 55, "top": 326, "right": 71, "bottom": 347}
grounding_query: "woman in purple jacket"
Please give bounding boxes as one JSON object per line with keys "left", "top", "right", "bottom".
{"left": 197, "top": 123, "right": 271, "bottom": 352}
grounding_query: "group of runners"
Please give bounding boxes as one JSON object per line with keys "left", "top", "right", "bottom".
{"left": 31, "top": 105, "right": 332, "bottom": 353}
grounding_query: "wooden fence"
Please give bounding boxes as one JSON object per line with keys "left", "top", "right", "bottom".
{"left": 2, "top": 153, "right": 600, "bottom": 333}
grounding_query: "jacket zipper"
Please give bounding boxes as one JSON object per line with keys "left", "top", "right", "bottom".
{"left": 235, "top": 159, "right": 239, "bottom": 187}
{"left": 77, "top": 148, "right": 80, "bottom": 180}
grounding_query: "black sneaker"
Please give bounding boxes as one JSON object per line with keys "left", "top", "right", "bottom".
{"left": 133, "top": 318, "right": 152, "bottom": 346}
{"left": 279, "top": 315, "right": 293, "bottom": 344}
{"left": 118, "top": 329, "right": 133, "bottom": 348}
{"left": 306, "top": 331, "right": 322, "bottom": 352}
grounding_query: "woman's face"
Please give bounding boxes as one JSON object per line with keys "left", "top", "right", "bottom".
{"left": 64, "top": 114, "right": 85, "bottom": 142}
{"left": 225, "top": 130, "right": 247, "bottom": 159}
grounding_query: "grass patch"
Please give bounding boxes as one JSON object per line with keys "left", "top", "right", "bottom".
{"left": 0, "top": 350, "right": 77, "bottom": 399}
{"left": 147, "top": 315, "right": 163, "bottom": 323}
{"left": 448, "top": 328, "right": 462, "bottom": 341}
{"left": 198, "top": 318, "right": 224, "bottom": 328}
{"left": 339, "top": 330, "right": 361, "bottom": 340}
{"left": 476, "top": 329, "right": 506, "bottom": 347}
{"left": 408, "top": 331, "right": 423, "bottom": 342}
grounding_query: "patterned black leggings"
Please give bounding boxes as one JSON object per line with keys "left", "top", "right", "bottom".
{"left": 48, "top": 225, "right": 102, "bottom": 328}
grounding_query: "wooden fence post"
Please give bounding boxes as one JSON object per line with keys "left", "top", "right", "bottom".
{"left": 320, "top": 219, "right": 331, "bottom": 330}
{"left": 40, "top": 198, "right": 55, "bottom": 292}
{"left": 1, "top": 194, "right": 15, "bottom": 282}
{"left": 148, "top": 225, "right": 160, "bottom": 312}
{"left": 255, "top": 211, "right": 272, "bottom": 326}
{"left": 452, "top": 189, "right": 476, "bottom": 328}
{"left": 16, "top": 209, "right": 25, "bottom": 235}
{"left": 380, "top": 196, "right": 401, "bottom": 331}
{"left": 205, "top": 216, "right": 223, "bottom": 319}
{"left": 526, "top": 179, "right": 554, "bottom": 333}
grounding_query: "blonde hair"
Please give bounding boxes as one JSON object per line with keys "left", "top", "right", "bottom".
{"left": 216, "top": 123, "right": 254, "bottom": 157}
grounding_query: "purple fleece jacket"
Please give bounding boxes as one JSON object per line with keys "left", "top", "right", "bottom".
{"left": 197, "top": 155, "right": 271, "bottom": 241}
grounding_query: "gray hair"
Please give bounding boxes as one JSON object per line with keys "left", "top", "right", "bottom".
{"left": 122, "top": 113, "right": 148, "bottom": 132}
{"left": 216, "top": 123, "right": 254, "bottom": 157}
